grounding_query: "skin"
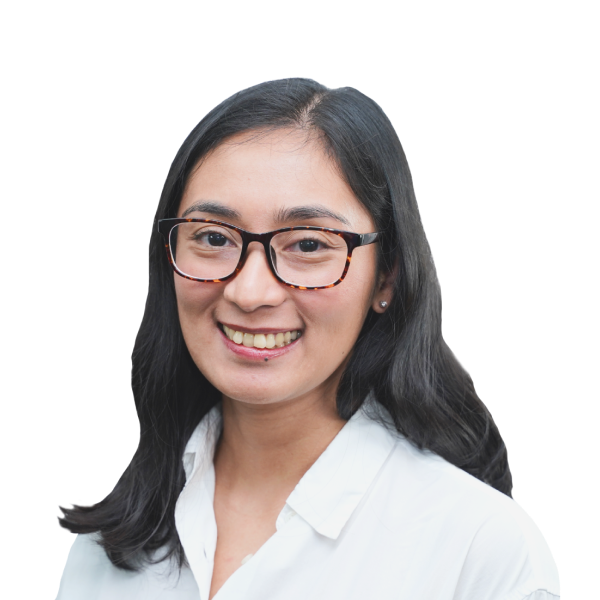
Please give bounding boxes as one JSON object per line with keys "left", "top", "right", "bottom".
{"left": 174, "top": 129, "right": 393, "bottom": 599}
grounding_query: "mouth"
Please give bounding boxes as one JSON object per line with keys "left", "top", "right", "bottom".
{"left": 218, "top": 323, "right": 302, "bottom": 360}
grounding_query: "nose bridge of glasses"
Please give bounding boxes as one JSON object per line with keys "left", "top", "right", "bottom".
{"left": 240, "top": 236, "right": 277, "bottom": 269}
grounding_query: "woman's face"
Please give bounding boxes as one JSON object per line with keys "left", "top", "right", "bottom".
{"left": 175, "top": 129, "right": 388, "bottom": 407}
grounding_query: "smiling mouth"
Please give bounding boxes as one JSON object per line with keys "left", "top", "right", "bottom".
{"left": 220, "top": 324, "right": 302, "bottom": 349}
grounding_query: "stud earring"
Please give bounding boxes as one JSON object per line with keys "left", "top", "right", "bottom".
{"left": 379, "top": 301, "right": 388, "bottom": 309}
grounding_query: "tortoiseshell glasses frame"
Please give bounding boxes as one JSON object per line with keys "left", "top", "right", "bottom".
{"left": 158, "top": 218, "right": 380, "bottom": 290}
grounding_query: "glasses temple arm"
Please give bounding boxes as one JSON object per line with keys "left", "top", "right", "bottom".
{"left": 359, "top": 232, "right": 380, "bottom": 246}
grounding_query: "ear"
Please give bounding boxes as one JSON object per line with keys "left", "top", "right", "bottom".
{"left": 371, "top": 263, "right": 397, "bottom": 314}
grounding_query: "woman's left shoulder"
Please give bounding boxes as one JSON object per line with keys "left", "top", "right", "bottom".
{"left": 370, "top": 443, "right": 560, "bottom": 600}
{"left": 452, "top": 503, "right": 560, "bottom": 600}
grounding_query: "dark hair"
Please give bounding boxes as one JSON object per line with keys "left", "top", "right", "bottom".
{"left": 59, "top": 78, "right": 512, "bottom": 570}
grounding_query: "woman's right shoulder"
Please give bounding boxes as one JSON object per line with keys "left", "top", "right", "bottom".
{"left": 56, "top": 534, "right": 200, "bottom": 600}
{"left": 56, "top": 534, "right": 113, "bottom": 599}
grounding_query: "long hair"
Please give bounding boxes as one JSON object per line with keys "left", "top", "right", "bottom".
{"left": 59, "top": 78, "right": 512, "bottom": 570}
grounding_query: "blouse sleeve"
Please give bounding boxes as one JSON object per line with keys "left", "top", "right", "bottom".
{"left": 452, "top": 503, "right": 560, "bottom": 600}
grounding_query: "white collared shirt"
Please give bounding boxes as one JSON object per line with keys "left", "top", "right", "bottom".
{"left": 57, "top": 403, "right": 560, "bottom": 600}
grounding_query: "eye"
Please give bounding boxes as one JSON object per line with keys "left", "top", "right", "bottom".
{"left": 190, "top": 227, "right": 237, "bottom": 248}
{"left": 194, "top": 231, "right": 227, "bottom": 246}
{"left": 286, "top": 236, "right": 330, "bottom": 253}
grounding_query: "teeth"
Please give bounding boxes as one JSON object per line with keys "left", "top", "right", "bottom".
{"left": 222, "top": 325, "right": 301, "bottom": 348}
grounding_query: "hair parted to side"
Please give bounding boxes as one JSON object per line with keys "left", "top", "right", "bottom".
{"left": 59, "top": 78, "right": 512, "bottom": 571}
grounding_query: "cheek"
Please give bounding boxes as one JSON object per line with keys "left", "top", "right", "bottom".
{"left": 299, "top": 264, "right": 376, "bottom": 346}
{"left": 174, "top": 277, "right": 219, "bottom": 338}
{"left": 339, "top": 266, "right": 378, "bottom": 337}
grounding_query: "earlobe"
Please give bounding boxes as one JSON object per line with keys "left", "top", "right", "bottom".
{"left": 372, "top": 263, "right": 397, "bottom": 313}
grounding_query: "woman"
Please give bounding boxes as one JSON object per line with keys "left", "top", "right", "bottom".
{"left": 56, "top": 78, "right": 559, "bottom": 599}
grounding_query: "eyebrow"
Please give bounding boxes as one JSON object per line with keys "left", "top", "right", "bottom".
{"left": 181, "top": 200, "right": 351, "bottom": 228}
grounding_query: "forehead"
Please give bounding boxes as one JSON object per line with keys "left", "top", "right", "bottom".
{"left": 178, "top": 129, "right": 374, "bottom": 231}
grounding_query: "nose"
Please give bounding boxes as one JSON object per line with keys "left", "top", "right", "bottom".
{"left": 223, "top": 242, "right": 287, "bottom": 312}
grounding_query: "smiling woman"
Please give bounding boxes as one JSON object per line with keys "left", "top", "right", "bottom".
{"left": 56, "top": 79, "right": 559, "bottom": 600}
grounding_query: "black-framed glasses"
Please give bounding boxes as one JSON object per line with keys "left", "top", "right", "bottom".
{"left": 158, "top": 218, "right": 380, "bottom": 290}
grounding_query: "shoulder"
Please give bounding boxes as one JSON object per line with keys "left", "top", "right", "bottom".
{"left": 453, "top": 505, "right": 560, "bottom": 600}
{"left": 395, "top": 438, "right": 529, "bottom": 516}
{"left": 56, "top": 534, "right": 116, "bottom": 599}
{"left": 373, "top": 431, "right": 510, "bottom": 511}
{"left": 365, "top": 435, "right": 560, "bottom": 599}
{"left": 60, "top": 533, "right": 107, "bottom": 570}
{"left": 56, "top": 534, "right": 200, "bottom": 600}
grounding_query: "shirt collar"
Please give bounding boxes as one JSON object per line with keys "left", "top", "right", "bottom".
{"left": 182, "top": 404, "right": 222, "bottom": 482}
{"left": 181, "top": 399, "right": 398, "bottom": 540}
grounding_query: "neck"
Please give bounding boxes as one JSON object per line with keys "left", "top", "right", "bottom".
{"left": 214, "top": 390, "right": 346, "bottom": 494}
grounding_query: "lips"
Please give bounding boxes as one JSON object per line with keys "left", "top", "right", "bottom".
{"left": 217, "top": 323, "right": 304, "bottom": 361}
{"left": 217, "top": 321, "right": 303, "bottom": 335}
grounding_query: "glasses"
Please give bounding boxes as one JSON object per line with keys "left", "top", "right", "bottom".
{"left": 158, "top": 218, "right": 380, "bottom": 290}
